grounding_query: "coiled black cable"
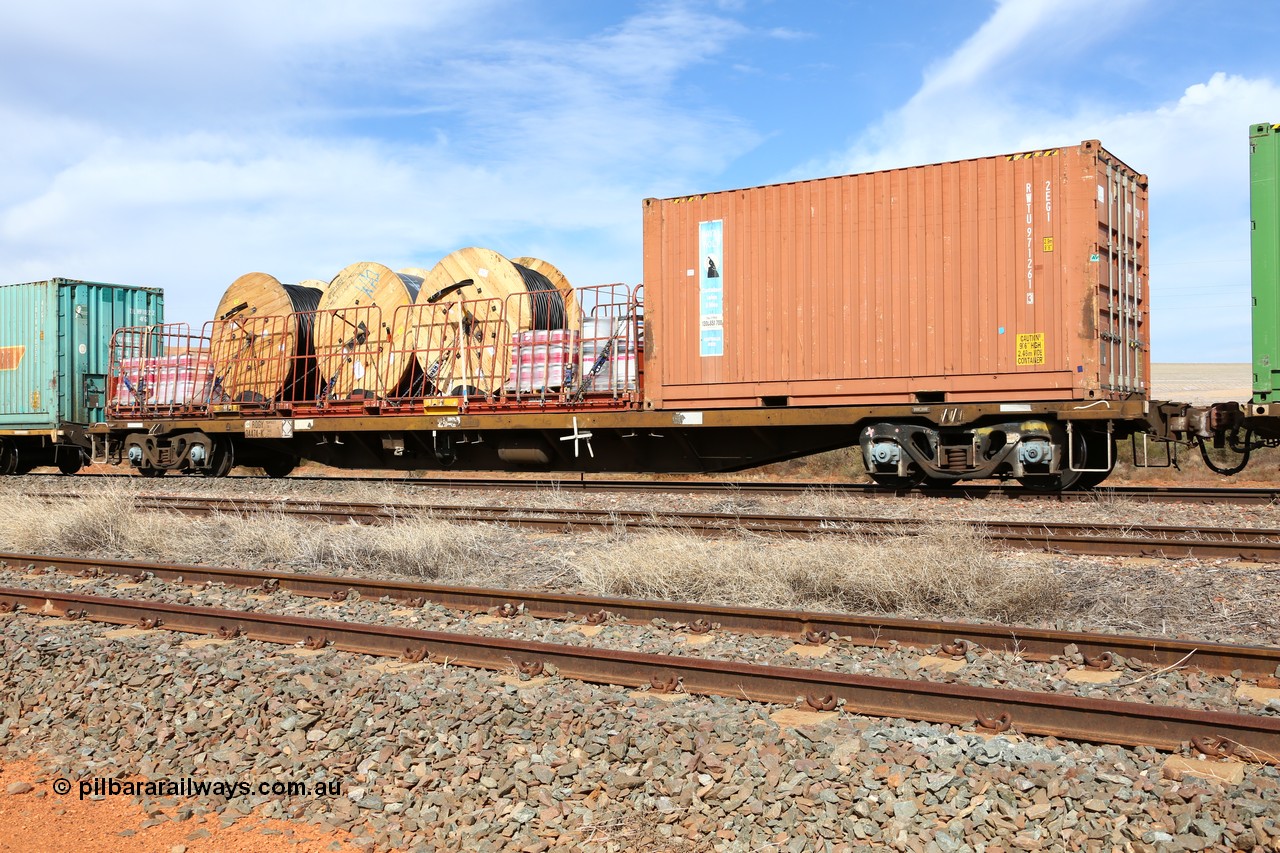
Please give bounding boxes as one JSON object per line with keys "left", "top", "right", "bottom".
{"left": 282, "top": 283, "right": 323, "bottom": 350}
{"left": 281, "top": 283, "right": 323, "bottom": 401}
{"left": 513, "top": 264, "right": 567, "bottom": 330}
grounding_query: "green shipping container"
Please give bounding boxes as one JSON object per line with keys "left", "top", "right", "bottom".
{"left": 1252, "top": 122, "right": 1280, "bottom": 402}
{"left": 0, "top": 278, "right": 164, "bottom": 431}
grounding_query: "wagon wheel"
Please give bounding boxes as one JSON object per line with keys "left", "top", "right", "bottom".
{"left": 1073, "top": 432, "right": 1116, "bottom": 489}
{"left": 201, "top": 438, "right": 235, "bottom": 478}
{"left": 56, "top": 448, "right": 84, "bottom": 476}
{"left": 260, "top": 456, "right": 297, "bottom": 479}
{"left": 0, "top": 441, "right": 16, "bottom": 476}
{"left": 137, "top": 464, "right": 166, "bottom": 478}
{"left": 1017, "top": 428, "right": 1110, "bottom": 492}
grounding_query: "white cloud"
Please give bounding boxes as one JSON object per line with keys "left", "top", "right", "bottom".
{"left": 807, "top": 0, "right": 1279, "bottom": 362}
{"left": 915, "top": 0, "right": 1078, "bottom": 100}
{"left": 0, "top": 2, "right": 759, "bottom": 325}
{"left": 0, "top": 2, "right": 484, "bottom": 133}
{"left": 812, "top": 0, "right": 1142, "bottom": 174}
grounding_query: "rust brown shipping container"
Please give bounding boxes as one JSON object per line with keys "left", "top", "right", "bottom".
{"left": 641, "top": 140, "right": 1148, "bottom": 409}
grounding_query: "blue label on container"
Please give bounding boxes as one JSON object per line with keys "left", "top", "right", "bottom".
{"left": 699, "top": 289, "right": 723, "bottom": 316}
{"left": 699, "top": 219, "right": 724, "bottom": 358}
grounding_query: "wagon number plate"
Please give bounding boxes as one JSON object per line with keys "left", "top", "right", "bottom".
{"left": 244, "top": 419, "right": 294, "bottom": 439}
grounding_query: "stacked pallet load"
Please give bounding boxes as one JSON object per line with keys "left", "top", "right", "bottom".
{"left": 579, "top": 314, "right": 639, "bottom": 393}
{"left": 508, "top": 329, "right": 579, "bottom": 394}
{"left": 115, "top": 352, "right": 213, "bottom": 408}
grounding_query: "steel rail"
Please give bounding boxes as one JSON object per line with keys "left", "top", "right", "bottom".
{"left": 42, "top": 492, "right": 1280, "bottom": 562}
{"left": 35, "top": 472, "right": 1280, "bottom": 504}
{"left": 3, "top": 585, "right": 1277, "bottom": 760}
{"left": 5, "top": 551, "right": 1278, "bottom": 679}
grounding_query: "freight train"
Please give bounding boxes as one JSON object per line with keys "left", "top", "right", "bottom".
{"left": 1, "top": 123, "right": 1276, "bottom": 488}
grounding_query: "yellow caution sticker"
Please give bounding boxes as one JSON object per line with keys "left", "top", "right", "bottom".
{"left": 1016, "top": 333, "right": 1045, "bottom": 366}
{"left": 1042, "top": 237, "right": 1054, "bottom": 252}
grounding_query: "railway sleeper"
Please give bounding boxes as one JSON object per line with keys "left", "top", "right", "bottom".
{"left": 860, "top": 419, "right": 1115, "bottom": 489}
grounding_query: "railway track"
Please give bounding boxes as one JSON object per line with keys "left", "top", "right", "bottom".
{"left": 4, "top": 582, "right": 1278, "bottom": 761}
{"left": 8, "top": 550, "right": 1279, "bottom": 679}
{"left": 33, "top": 492, "right": 1280, "bottom": 562}
{"left": 33, "top": 471, "right": 1280, "bottom": 504}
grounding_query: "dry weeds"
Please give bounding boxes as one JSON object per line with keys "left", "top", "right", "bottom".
{"left": 0, "top": 484, "right": 520, "bottom": 580}
{"left": 7, "top": 482, "right": 1273, "bottom": 643}
{"left": 570, "top": 523, "right": 1064, "bottom": 623}
{"left": 578, "top": 807, "right": 714, "bottom": 852}
{"left": 1052, "top": 558, "right": 1280, "bottom": 644}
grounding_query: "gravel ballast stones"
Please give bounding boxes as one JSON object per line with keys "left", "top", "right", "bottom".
{"left": 2, "top": 616, "right": 1279, "bottom": 851}
{"left": 1, "top": 564, "right": 1277, "bottom": 720}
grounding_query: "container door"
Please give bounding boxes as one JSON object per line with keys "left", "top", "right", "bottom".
{"left": 1097, "top": 156, "right": 1148, "bottom": 395}
{"left": 0, "top": 282, "right": 57, "bottom": 429}
{"left": 75, "top": 287, "right": 118, "bottom": 424}
{"left": 67, "top": 292, "right": 111, "bottom": 424}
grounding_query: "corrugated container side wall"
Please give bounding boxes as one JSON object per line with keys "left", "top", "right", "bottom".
{"left": 0, "top": 279, "right": 163, "bottom": 428}
{"left": 642, "top": 141, "right": 1148, "bottom": 409}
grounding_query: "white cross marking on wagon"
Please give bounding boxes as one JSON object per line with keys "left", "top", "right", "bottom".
{"left": 560, "top": 416, "right": 594, "bottom": 458}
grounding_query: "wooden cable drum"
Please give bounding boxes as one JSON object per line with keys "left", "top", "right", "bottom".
{"left": 411, "top": 247, "right": 570, "bottom": 396}
{"left": 210, "top": 273, "right": 323, "bottom": 402}
{"left": 511, "top": 257, "right": 579, "bottom": 330}
{"left": 298, "top": 278, "right": 329, "bottom": 293}
{"left": 313, "top": 262, "right": 423, "bottom": 399}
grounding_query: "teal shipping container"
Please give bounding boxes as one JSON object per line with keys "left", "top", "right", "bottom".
{"left": 0, "top": 278, "right": 163, "bottom": 473}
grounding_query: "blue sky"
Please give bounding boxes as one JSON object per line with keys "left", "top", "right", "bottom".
{"left": 1, "top": 0, "right": 1278, "bottom": 361}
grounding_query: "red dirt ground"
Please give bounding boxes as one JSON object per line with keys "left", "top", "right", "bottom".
{"left": 0, "top": 758, "right": 362, "bottom": 853}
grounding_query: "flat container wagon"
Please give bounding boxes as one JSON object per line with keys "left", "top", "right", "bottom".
{"left": 0, "top": 278, "right": 163, "bottom": 474}
{"left": 642, "top": 140, "right": 1149, "bottom": 408}
{"left": 97, "top": 142, "right": 1167, "bottom": 488}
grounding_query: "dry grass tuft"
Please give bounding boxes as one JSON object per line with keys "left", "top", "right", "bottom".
{"left": 0, "top": 483, "right": 152, "bottom": 555}
{"left": 0, "top": 483, "right": 1061, "bottom": 624}
{"left": 0, "top": 487, "right": 517, "bottom": 580}
{"left": 579, "top": 807, "right": 714, "bottom": 852}
{"left": 571, "top": 523, "right": 1063, "bottom": 622}
{"left": 293, "top": 518, "right": 518, "bottom": 580}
